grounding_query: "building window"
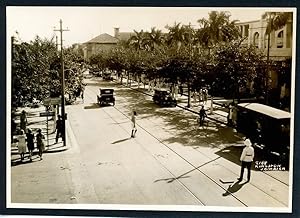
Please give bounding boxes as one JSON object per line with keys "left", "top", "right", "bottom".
{"left": 277, "top": 30, "right": 284, "bottom": 48}
{"left": 253, "top": 32, "right": 259, "bottom": 48}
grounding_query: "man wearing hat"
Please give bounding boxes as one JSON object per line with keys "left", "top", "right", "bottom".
{"left": 238, "top": 138, "right": 255, "bottom": 182}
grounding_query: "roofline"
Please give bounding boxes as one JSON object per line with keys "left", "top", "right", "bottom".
{"left": 236, "top": 19, "right": 261, "bottom": 25}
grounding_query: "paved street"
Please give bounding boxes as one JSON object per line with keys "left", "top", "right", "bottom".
{"left": 10, "top": 77, "right": 290, "bottom": 209}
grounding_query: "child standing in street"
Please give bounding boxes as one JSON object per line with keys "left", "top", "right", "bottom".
{"left": 131, "top": 111, "right": 137, "bottom": 138}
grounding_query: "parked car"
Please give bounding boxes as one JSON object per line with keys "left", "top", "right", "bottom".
{"left": 97, "top": 88, "right": 115, "bottom": 106}
{"left": 153, "top": 89, "right": 177, "bottom": 107}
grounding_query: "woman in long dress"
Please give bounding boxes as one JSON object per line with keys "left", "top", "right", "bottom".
{"left": 18, "top": 130, "right": 27, "bottom": 161}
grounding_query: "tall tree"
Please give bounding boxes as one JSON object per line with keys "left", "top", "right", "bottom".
{"left": 144, "top": 27, "right": 164, "bottom": 51}
{"left": 196, "top": 11, "right": 240, "bottom": 48}
{"left": 128, "top": 30, "right": 147, "bottom": 51}
{"left": 165, "top": 23, "right": 193, "bottom": 51}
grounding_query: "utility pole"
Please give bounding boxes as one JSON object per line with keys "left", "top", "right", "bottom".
{"left": 54, "top": 19, "right": 69, "bottom": 147}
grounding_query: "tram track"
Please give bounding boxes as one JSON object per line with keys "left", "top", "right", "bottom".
{"left": 120, "top": 81, "right": 290, "bottom": 187}
{"left": 83, "top": 79, "right": 288, "bottom": 207}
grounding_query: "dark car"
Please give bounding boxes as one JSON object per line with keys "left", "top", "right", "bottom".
{"left": 153, "top": 89, "right": 177, "bottom": 107}
{"left": 97, "top": 88, "right": 115, "bottom": 106}
{"left": 103, "top": 71, "right": 113, "bottom": 81}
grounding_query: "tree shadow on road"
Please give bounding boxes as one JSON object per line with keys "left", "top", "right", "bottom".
{"left": 97, "top": 81, "right": 244, "bottom": 154}
{"left": 222, "top": 180, "right": 248, "bottom": 196}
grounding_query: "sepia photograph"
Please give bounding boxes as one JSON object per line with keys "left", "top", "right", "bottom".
{"left": 6, "top": 6, "right": 296, "bottom": 213}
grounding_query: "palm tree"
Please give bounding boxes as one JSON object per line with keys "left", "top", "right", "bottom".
{"left": 128, "top": 30, "right": 147, "bottom": 51}
{"left": 196, "top": 11, "right": 240, "bottom": 48}
{"left": 261, "top": 12, "right": 292, "bottom": 103}
{"left": 262, "top": 12, "right": 292, "bottom": 62}
{"left": 165, "top": 22, "right": 193, "bottom": 52}
{"left": 144, "top": 27, "right": 164, "bottom": 51}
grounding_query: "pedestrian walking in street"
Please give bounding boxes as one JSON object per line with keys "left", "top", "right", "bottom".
{"left": 26, "top": 129, "right": 34, "bottom": 161}
{"left": 238, "top": 138, "right": 255, "bottom": 182}
{"left": 20, "top": 110, "right": 27, "bottom": 132}
{"left": 131, "top": 111, "right": 137, "bottom": 138}
{"left": 36, "top": 129, "right": 45, "bottom": 160}
{"left": 55, "top": 115, "right": 63, "bottom": 143}
{"left": 17, "top": 130, "right": 27, "bottom": 161}
{"left": 199, "top": 105, "right": 207, "bottom": 127}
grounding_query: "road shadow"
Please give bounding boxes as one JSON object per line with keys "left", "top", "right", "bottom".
{"left": 111, "top": 137, "right": 131, "bottom": 144}
{"left": 95, "top": 81, "right": 244, "bottom": 151}
{"left": 84, "top": 103, "right": 100, "bottom": 110}
{"left": 222, "top": 180, "right": 248, "bottom": 196}
{"left": 11, "top": 155, "right": 41, "bottom": 167}
{"left": 154, "top": 157, "right": 220, "bottom": 183}
{"left": 215, "top": 146, "right": 244, "bottom": 167}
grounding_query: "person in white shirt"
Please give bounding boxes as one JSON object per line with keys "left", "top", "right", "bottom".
{"left": 238, "top": 138, "right": 255, "bottom": 182}
{"left": 131, "top": 111, "right": 137, "bottom": 138}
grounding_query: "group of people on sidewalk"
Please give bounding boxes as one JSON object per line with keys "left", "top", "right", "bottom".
{"left": 192, "top": 88, "right": 208, "bottom": 106}
{"left": 16, "top": 110, "right": 46, "bottom": 162}
{"left": 16, "top": 128, "right": 45, "bottom": 162}
{"left": 14, "top": 109, "right": 66, "bottom": 163}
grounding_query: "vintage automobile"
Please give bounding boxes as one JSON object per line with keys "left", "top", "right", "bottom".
{"left": 153, "top": 89, "right": 177, "bottom": 107}
{"left": 97, "top": 88, "right": 115, "bottom": 106}
{"left": 236, "top": 103, "right": 290, "bottom": 167}
{"left": 102, "top": 71, "right": 113, "bottom": 81}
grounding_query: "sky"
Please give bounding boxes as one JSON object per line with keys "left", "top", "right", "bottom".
{"left": 6, "top": 7, "right": 293, "bottom": 46}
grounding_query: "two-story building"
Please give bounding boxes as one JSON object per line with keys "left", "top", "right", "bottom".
{"left": 237, "top": 15, "right": 293, "bottom": 109}
{"left": 82, "top": 28, "right": 135, "bottom": 61}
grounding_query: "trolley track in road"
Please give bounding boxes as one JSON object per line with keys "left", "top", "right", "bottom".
{"left": 83, "top": 79, "right": 288, "bottom": 207}
{"left": 122, "top": 82, "right": 290, "bottom": 186}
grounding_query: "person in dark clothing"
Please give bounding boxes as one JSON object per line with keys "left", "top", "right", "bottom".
{"left": 179, "top": 85, "right": 183, "bottom": 96}
{"left": 199, "top": 105, "right": 207, "bottom": 126}
{"left": 36, "top": 129, "right": 45, "bottom": 160}
{"left": 20, "top": 110, "right": 27, "bottom": 132}
{"left": 55, "top": 115, "right": 63, "bottom": 143}
{"left": 26, "top": 129, "right": 34, "bottom": 161}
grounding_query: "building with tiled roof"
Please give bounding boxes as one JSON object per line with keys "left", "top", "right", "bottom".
{"left": 82, "top": 29, "right": 136, "bottom": 61}
{"left": 82, "top": 33, "right": 119, "bottom": 61}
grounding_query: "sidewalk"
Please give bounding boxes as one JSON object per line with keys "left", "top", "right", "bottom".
{"left": 11, "top": 105, "right": 72, "bottom": 165}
